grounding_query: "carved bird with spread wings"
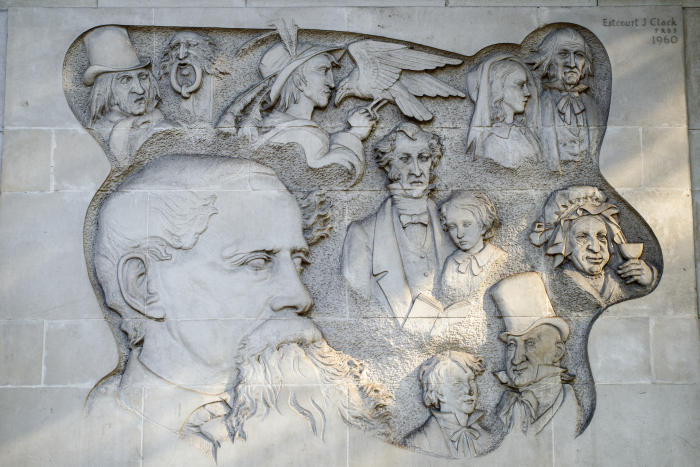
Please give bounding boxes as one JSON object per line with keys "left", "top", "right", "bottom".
{"left": 335, "top": 40, "right": 466, "bottom": 121}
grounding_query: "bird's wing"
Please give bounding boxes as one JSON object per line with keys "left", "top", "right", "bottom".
{"left": 399, "top": 71, "right": 466, "bottom": 98}
{"left": 348, "top": 40, "right": 406, "bottom": 91}
{"left": 348, "top": 40, "right": 463, "bottom": 91}
{"left": 389, "top": 82, "right": 433, "bottom": 122}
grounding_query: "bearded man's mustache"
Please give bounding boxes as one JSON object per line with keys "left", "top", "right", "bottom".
{"left": 236, "top": 314, "right": 323, "bottom": 365}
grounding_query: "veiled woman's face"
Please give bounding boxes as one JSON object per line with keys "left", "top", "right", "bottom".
{"left": 501, "top": 67, "right": 530, "bottom": 116}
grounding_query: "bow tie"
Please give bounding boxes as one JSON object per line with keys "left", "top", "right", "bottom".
{"left": 440, "top": 420, "right": 481, "bottom": 458}
{"left": 400, "top": 212, "right": 429, "bottom": 228}
{"left": 556, "top": 92, "right": 586, "bottom": 126}
{"left": 455, "top": 254, "right": 479, "bottom": 275}
{"left": 498, "top": 390, "right": 539, "bottom": 435}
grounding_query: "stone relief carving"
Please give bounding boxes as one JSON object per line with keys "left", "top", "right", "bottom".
{"left": 335, "top": 39, "right": 465, "bottom": 121}
{"left": 526, "top": 28, "right": 603, "bottom": 172}
{"left": 83, "top": 26, "right": 177, "bottom": 168}
{"left": 530, "top": 186, "right": 657, "bottom": 307}
{"left": 159, "top": 31, "right": 227, "bottom": 121}
{"left": 62, "top": 20, "right": 663, "bottom": 464}
{"left": 466, "top": 53, "right": 542, "bottom": 169}
{"left": 492, "top": 272, "right": 579, "bottom": 439}
{"left": 404, "top": 351, "right": 490, "bottom": 458}
{"left": 341, "top": 122, "right": 455, "bottom": 329}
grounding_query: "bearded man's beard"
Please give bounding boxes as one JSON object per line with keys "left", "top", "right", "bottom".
{"left": 226, "top": 315, "right": 394, "bottom": 443}
{"left": 169, "top": 56, "right": 205, "bottom": 98}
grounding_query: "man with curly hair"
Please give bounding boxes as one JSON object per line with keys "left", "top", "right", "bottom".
{"left": 341, "top": 122, "right": 456, "bottom": 327}
{"left": 404, "top": 351, "right": 489, "bottom": 458}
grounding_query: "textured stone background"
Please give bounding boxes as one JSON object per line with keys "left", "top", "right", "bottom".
{"left": 0, "top": 3, "right": 699, "bottom": 467}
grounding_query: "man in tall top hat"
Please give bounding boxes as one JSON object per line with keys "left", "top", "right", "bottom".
{"left": 83, "top": 26, "right": 175, "bottom": 167}
{"left": 492, "top": 272, "right": 579, "bottom": 438}
{"left": 217, "top": 20, "right": 376, "bottom": 184}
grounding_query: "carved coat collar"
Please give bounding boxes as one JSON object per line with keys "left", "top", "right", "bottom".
{"left": 431, "top": 409, "right": 484, "bottom": 458}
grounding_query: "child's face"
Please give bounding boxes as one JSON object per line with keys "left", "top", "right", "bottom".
{"left": 444, "top": 205, "right": 485, "bottom": 253}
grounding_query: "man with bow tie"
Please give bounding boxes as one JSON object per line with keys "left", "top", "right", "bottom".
{"left": 341, "top": 122, "right": 455, "bottom": 327}
{"left": 492, "top": 273, "right": 580, "bottom": 439}
{"left": 527, "top": 28, "right": 602, "bottom": 172}
{"left": 404, "top": 351, "right": 489, "bottom": 458}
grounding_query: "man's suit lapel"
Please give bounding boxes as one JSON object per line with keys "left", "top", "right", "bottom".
{"left": 372, "top": 198, "right": 412, "bottom": 325}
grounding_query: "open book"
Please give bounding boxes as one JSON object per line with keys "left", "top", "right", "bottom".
{"left": 407, "top": 293, "right": 471, "bottom": 335}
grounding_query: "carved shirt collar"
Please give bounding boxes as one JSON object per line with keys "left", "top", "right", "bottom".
{"left": 386, "top": 182, "right": 433, "bottom": 216}
{"left": 545, "top": 81, "right": 589, "bottom": 126}
{"left": 431, "top": 409, "right": 484, "bottom": 458}
{"left": 452, "top": 242, "right": 499, "bottom": 275}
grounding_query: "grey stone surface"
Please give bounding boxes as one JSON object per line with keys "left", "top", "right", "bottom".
{"left": 43, "top": 320, "right": 118, "bottom": 386}
{"left": 0, "top": 320, "right": 43, "bottom": 386}
{"left": 642, "top": 127, "right": 691, "bottom": 189}
{"left": 610, "top": 189, "right": 696, "bottom": 317}
{"left": 686, "top": 8, "right": 700, "bottom": 130}
{"left": 651, "top": 317, "right": 700, "bottom": 383}
{"left": 0, "top": 5, "right": 696, "bottom": 466}
{"left": 4, "top": 7, "right": 153, "bottom": 129}
{"left": 52, "top": 129, "right": 111, "bottom": 191}
{"left": 588, "top": 316, "right": 651, "bottom": 384}
{"left": 599, "top": 126, "right": 643, "bottom": 189}
{"left": 0, "top": 192, "right": 104, "bottom": 320}
{"left": 0, "top": 129, "right": 51, "bottom": 192}
{"left": 0, "top": 387, "right": 143, "bottom": 467}
{"left": 600, "top": 0, "right": 700, "bottom": 6}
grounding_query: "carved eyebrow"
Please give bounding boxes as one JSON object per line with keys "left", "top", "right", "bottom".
{"left": 221, "top": 246, "right": 310, "bottom": 261}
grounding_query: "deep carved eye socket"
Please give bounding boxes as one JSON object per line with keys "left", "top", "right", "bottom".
{"left": 419, "top": 154, "right": 431, "bottom": 163}
{"left": 508, "top": 342, "right": 515, "bottom": 350}
{"left": 244, "top": 255, "right": 271, "bottom": 271}
{"left": 399, "top": 155, "right": 410, "bottom": 164}
{"left": 138, "top": 71, "right": 148, "bottom": 81}
{"left": 119, "top": 75, "right": 132, "bottom": 84}
{"left": 448, "top": 224, "right": 456, "bottom": 231}
{"left": 526, "top": 340, "right": 536, "bottom": 350}
{"left": 292, "top": 254, "right": 309, "bottom": 274}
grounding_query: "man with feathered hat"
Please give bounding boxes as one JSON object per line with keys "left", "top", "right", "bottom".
{"left": 217, "top": 20, "right": 376, "bottom": 185}
{"left": 530, "top": 186, "right": 656, "bottom": 308}
{"left": 83, "top": 26, "right": 175, "bottom": 167}
{"left": 492, "top": 272, "right": 579, "bottom": 438}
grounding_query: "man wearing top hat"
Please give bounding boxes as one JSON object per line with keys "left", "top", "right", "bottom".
{"left": 83, "top": 26, "right": 175, "bottom": 167}
{"left": 492, "top": 272, "right": 579, "bottom": 438}
{"left": 218, "top": 20, "right": 376, "bottom": 184}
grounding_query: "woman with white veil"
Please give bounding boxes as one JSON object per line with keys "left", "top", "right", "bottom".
{"left": 466, "top": 53, "right": 541, "bottom": 169}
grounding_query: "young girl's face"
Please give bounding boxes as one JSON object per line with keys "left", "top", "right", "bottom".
{"left": 444, "top": 205, "right": 485, "bottom": 253}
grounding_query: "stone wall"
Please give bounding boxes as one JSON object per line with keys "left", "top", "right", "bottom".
{"left": 0, "top": 2, "right": 698, "bottom": 467}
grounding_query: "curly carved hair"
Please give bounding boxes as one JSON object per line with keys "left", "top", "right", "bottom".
{"left": 440, "top": 190, "right": 500, "bottom": 241}
{"left": 418, "top": 351, "right": 485, "bottom": 410}
{"left": 374, "top": 122, "right": 443, "bottom": 183}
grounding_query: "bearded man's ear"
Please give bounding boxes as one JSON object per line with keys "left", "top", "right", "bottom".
{"left": 117, "top": 253, "right": 166, "bottom": 320}
{"left": 554, "top": 341, "right": 566, "bottom": 364}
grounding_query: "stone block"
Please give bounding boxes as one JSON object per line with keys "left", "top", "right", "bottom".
{"left": 540, "top": 7, "right": 687, "bottom": 128}
{"left": 642, "top": 127, "right": 691, "bottom": 189}
{"left": 0, "top": 320, "right": 43, "bottom": 386}
{"left": 43, "top": 320, "right": 118, "bottom": 386}
{"left": 690, "top": 130, "right": 700, "bottom": 189}
{"left": 153, "top": 6, "right": 347, "bottom": 29}
{"left": 0, "top": 129, "right": 51, "bottom": 192}
{"left": 0, "top": 387, "right": 143, "bottom": 467}
{"left": 52, "top": 129, "right": 110, "bottom": 192}
{"left": 7, "top": 0, "right": 96, "bottom": 6}
{"left": 345, "top": 7, "right": 539, "bottom": 56}
{"left": 651, "top": 317, "right": 700, "bottom": 383}
{"left": 554, "top": 384, "right": 700, "bottom": 466}
{"left": 0, "top": 192, "right": 103, "bottom": 320}
{"left": 600, "top": 0, "right": 700, "bottom": 6}
{"left": 588, "top": 316, "right": 651, "bottom": 384}
{"left": 599, "top": 126, "right": 643, "bottom": 189}
{"left": 0, "top": 11, "right": 7, "bottom": 130}
{"left": 686, "top": 8, "right": 700, "bottom": 129}
{"left": 5, "top": 7, "right": 153, "bottom": 129}
{"left": 610, "top": 189, "right": 697, "bottom": 317}
{"left": 250, "top": 0, "right": 442, "bottom": 5}
{"left": 101, "top": 0, "right": 241, "bottom": 6}
{"left": 451, "top": 0, "right": 592, "bottom": 5}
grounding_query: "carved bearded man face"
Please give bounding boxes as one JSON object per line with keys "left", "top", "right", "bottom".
{"left": 111, "top": 69, "right": 154, "bottom": 116}
{"left": 551, "top": 33, "right": 587, "bottom": 87}
{"left": 163, "top": 31, "right": 218, "bottom": 98}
